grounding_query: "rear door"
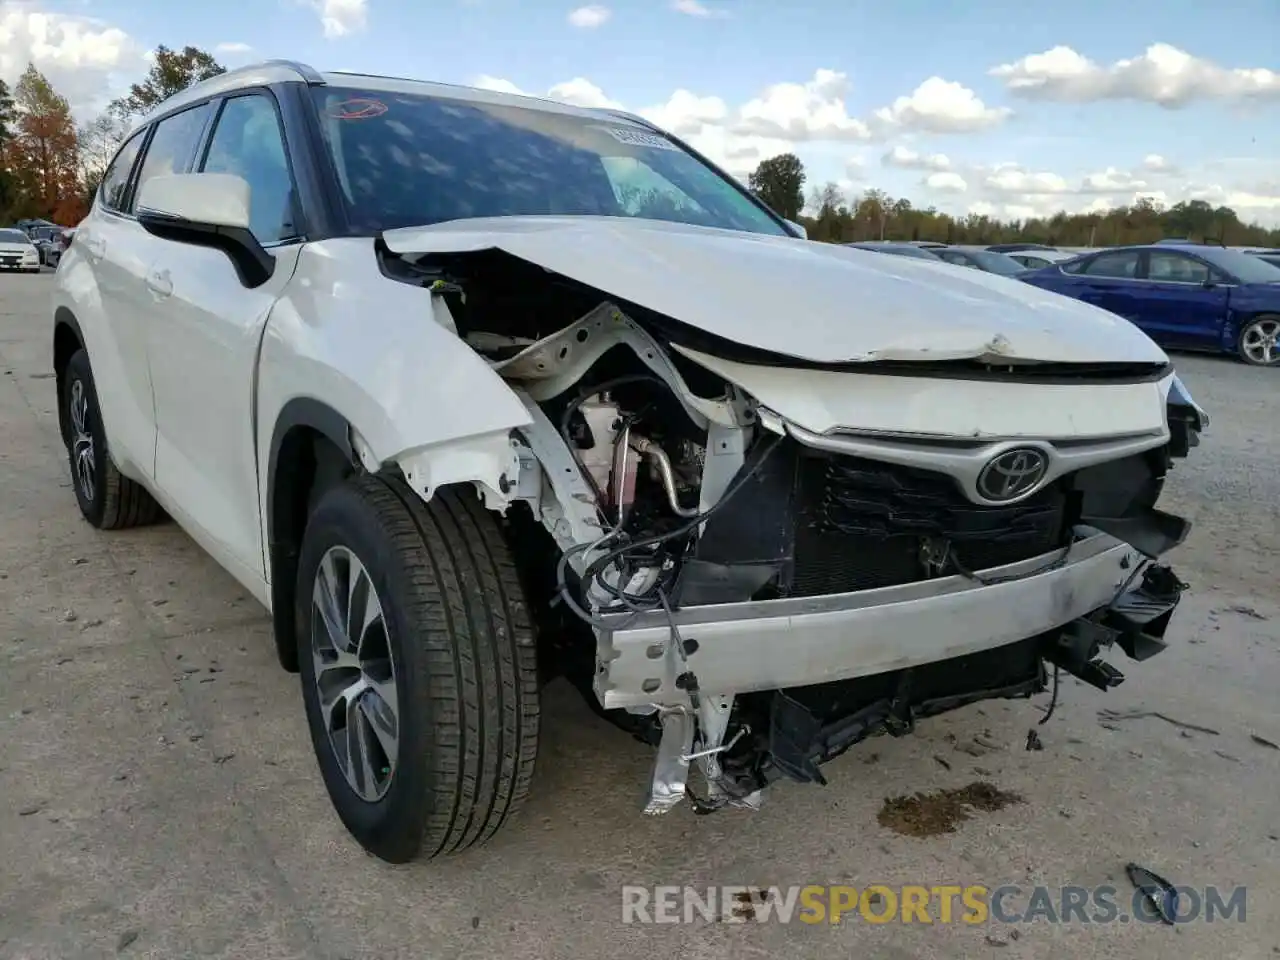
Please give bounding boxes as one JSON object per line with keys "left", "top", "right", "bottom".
{"left": 1139, "top": 250, "right": 1231, "bottom": 349}
{"left": 68, "top": 127, "right": 160, "bottom": 480}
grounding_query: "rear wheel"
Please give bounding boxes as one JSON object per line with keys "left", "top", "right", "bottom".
{"left": 295, "top": 476, "right": 540, "bottom": 863}
{"left": 61, "top": 349, "right": 163, "bottom": 529}
{"left": 1238, "top": 315, "right": 1280, "bottom": 366}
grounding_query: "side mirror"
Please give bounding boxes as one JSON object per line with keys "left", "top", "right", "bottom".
{"left": 783, "top": 219, "right": 807, "bottom": 239}
{"left": 135, "top": 173, "right": 275, "bottom": 288}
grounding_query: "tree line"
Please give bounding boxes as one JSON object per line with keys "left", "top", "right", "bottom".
{"left": 748, "top": 152, "right": 1280, "bottom": 249}
{"left": 0, "top": 46, "right": 225, "bottom": 226}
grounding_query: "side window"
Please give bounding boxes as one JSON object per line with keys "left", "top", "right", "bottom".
{"left": 1148, "top": 251, "right": 1210, "bottom": 284}
{"left": 132, "top": 103, "right": 214, "bottom": 213}
{"left": 200, "top": 94, "right": 298, "bottom": 244}
{"left": 1081, "top": 251, "right": 1139, "bottom": 279}
{"left": 938, "top": 250, "right": 971, "bottom": 267}
{"left": 100, "top": 129, "right": 147, "bottom": 213}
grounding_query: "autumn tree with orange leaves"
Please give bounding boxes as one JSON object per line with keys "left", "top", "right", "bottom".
{"left": 4, "top": 65, "right": 85, "bottom": 223}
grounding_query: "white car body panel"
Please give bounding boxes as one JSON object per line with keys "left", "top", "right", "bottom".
{"left": 56, "top": 212, "right": 162, "bottom": 482}
{"left": 381, "top": 216, "right": 1170, "bottom": 366}
{"left": 673, "top": 344, "right": 1173, "bottom": 440}
{"left": 145, "top": 239, "right": 303, "bottom": 588}
{"left": 255, "top": 238, "right": 535, "bottom": 576}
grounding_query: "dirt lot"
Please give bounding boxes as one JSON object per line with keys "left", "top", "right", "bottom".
{"left": 1, "top": 273, "right": 1278, "bottom": 959}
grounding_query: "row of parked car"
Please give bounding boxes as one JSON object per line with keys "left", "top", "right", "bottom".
{"left": 846, "top": 239, "right": 1280, "bottom": 367}
{"left": 1, "top": 218, "right": 76, "bottom": 270}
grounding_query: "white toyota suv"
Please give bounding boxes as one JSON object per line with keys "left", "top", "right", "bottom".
{"left": 51, "top": 60, "right": 1208, "bottom": 864}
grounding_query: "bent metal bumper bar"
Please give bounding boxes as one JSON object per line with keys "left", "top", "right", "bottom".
{"left": 595, "top": 528, "right": 1153, "bottom": 711}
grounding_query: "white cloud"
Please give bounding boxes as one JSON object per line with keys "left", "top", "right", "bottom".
{"left": 1184, "top": 183, "right": 1280, "bottom": 213}
{"left": 670, "top": 0, "right": 729, "bottom": 17}
{"left": 304, "top": 0, "right": 367, "bottom": 38}
{"left": 925, "top": 171, "right": 968, "bottom": 193}
{"left": 982, "top": 163, "right": 1071, "bottom": 195}
{"left": 0, "top": 3, "right": 145, "bottom": 116}
{"left": 734, "top": 69, "right": 872, "bottom": 141}
{"left": 639, "top": 89, "right": 728, "bottom": 135}
{"left": 1142, "top": 154, "right": 1177, "bottom": 173}
{"left": 215, "top": 42, "right": 253, "bottom": 55}
{"left": 547, "top": 77, "right": 622, "bottom": 109}
{"left": 882, "top": 145, "right": 951, "bottom": 171}
{"left": 990, "top": 43, "right": 1280, "bottom": 106}
{"left": 473, "top": 74, "right": 527, "bottom": 95}
{"left": 567, "top": 4, "right": 610, "bottom": 28}
{"left": 1081, "top": 167, "right": 1149, "bottom": 193}
{"left": 873, "top": 77, "right": 1011, "bottom": 133}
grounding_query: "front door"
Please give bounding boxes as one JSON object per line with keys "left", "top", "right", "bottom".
{"left": 145, "top": 91, "right": 305, "bottom": 581}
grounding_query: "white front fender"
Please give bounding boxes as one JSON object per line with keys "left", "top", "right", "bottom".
{"left": 256, "top": 239, "right": 533, "bottom": 512}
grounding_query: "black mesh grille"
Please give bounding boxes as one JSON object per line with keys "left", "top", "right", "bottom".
{"left": 789, "top": 452, "right": 1067, "bottom": 597}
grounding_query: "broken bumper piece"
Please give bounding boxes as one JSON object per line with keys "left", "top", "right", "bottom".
{"left": 596, "top": 528, "right": 1169, "bottom": 711}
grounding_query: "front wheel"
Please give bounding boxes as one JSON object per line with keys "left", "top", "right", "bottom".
{"left": 1238, "top": 315, "right": 1280, "bottom": 366}
{"left": 295, "top": 476, "right": 540, "bottom": 863}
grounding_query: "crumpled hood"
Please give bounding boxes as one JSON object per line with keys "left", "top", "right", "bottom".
{"left": 381, "top": 216, "right": 1169, "bottom": 365}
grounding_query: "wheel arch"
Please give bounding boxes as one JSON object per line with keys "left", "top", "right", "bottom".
{"left": 266, "top": 397, "right": 361, "bottom": 672}
{"left": 53, "top": 307, "right": 85, "bottom": 444}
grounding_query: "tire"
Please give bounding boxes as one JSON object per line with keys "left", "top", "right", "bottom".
{"left": 61, "top": 349, "right": 163, "bottom": 529}
{"left": 295, "top": 475, "right": 540, "bottom": 863}
{"left": 1237, "top": 315, "right": 1280, "bottom": 366}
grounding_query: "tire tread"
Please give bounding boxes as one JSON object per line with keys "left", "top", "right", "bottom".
{"left": 352, "top": 475, "right": 538, "bottom": 859}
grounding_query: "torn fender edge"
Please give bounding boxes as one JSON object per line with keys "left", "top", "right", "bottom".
{"left": 393, "top": 429, "right": 525, "bottom": 512}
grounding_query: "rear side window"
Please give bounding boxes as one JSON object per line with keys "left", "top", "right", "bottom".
{"left": 1147, "top": 251, "right": 1211, "bottom": 284}
{"left": 100, "top": 130, "right": 147, "bottom": 213}
{"left": 131, "top": 103, "right": 214, "bottom": 213}
{"left": 1081, "top": 251, "right": 1139, "bottom": 279}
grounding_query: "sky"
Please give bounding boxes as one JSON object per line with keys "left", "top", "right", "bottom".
{"left": 3, "top": 0, "right": 1278, "bottom": 224}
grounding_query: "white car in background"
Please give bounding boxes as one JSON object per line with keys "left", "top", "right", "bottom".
{"left": 0, "top": 228, "right": 42, "bottom": 272}
{"left": 50, "top": 60, "right": 1208, "bottom": 865}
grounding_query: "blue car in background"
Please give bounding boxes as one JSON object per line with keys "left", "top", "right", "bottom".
{"left": 1021, "top": 243, "right": 1280, "bottom": 366}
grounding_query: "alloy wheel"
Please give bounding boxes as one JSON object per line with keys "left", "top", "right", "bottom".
{"left": 69, "top": 378, "right": 96, "bottom": 503}
{"left": 310, "top": 545, "right": 400, "bottom": 802}
{"left": 1242, "top": 319, "right": 1280, "bottom": 365}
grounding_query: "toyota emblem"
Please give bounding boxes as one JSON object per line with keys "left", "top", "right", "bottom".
{"left": 976, "top": 448, "right": 1049, "bottom": 502}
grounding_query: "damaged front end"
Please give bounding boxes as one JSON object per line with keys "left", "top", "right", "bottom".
{"left": 379, "top": 241, "right": 1205, "bottom": 819}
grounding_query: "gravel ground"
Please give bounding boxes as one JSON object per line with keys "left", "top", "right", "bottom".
{"left": 0, "top": 273, "right": 1277, "bottom": 960}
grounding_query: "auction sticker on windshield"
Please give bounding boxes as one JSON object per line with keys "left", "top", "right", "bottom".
{"left": 598, "top": 126, "right": 680, "bottom": 151}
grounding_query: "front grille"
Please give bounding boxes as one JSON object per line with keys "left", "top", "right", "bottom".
{"left": 789, "top": 452, "right": 1067, "bottom": 597}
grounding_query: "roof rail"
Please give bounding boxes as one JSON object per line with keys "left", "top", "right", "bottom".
{"left": 255, "top": 59, "right": 325, "bottom": 84}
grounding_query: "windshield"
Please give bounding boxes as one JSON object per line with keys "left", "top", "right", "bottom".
{"left": 0, "top": 229, "right": 28, "bottom": 243}
{"left": 311, "top": 86, "right": 787, "bottom": 237}
{"left": 1194, "top": 246, "right": 1280, "bottom": 283}
{"left": 968, "top": 250, "right": 1027, "bottom": 275}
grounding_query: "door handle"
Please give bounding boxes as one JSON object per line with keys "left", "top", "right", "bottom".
{"left": 145, "top": 268, "right": 173, "bottom": 299}
{"left": 85, "top": 237, "right": 107, "bottom": 260}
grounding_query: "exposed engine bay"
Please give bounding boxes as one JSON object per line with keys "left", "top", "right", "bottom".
{"left": 381, "top": 244, "right": 1207, "bottom": 817}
